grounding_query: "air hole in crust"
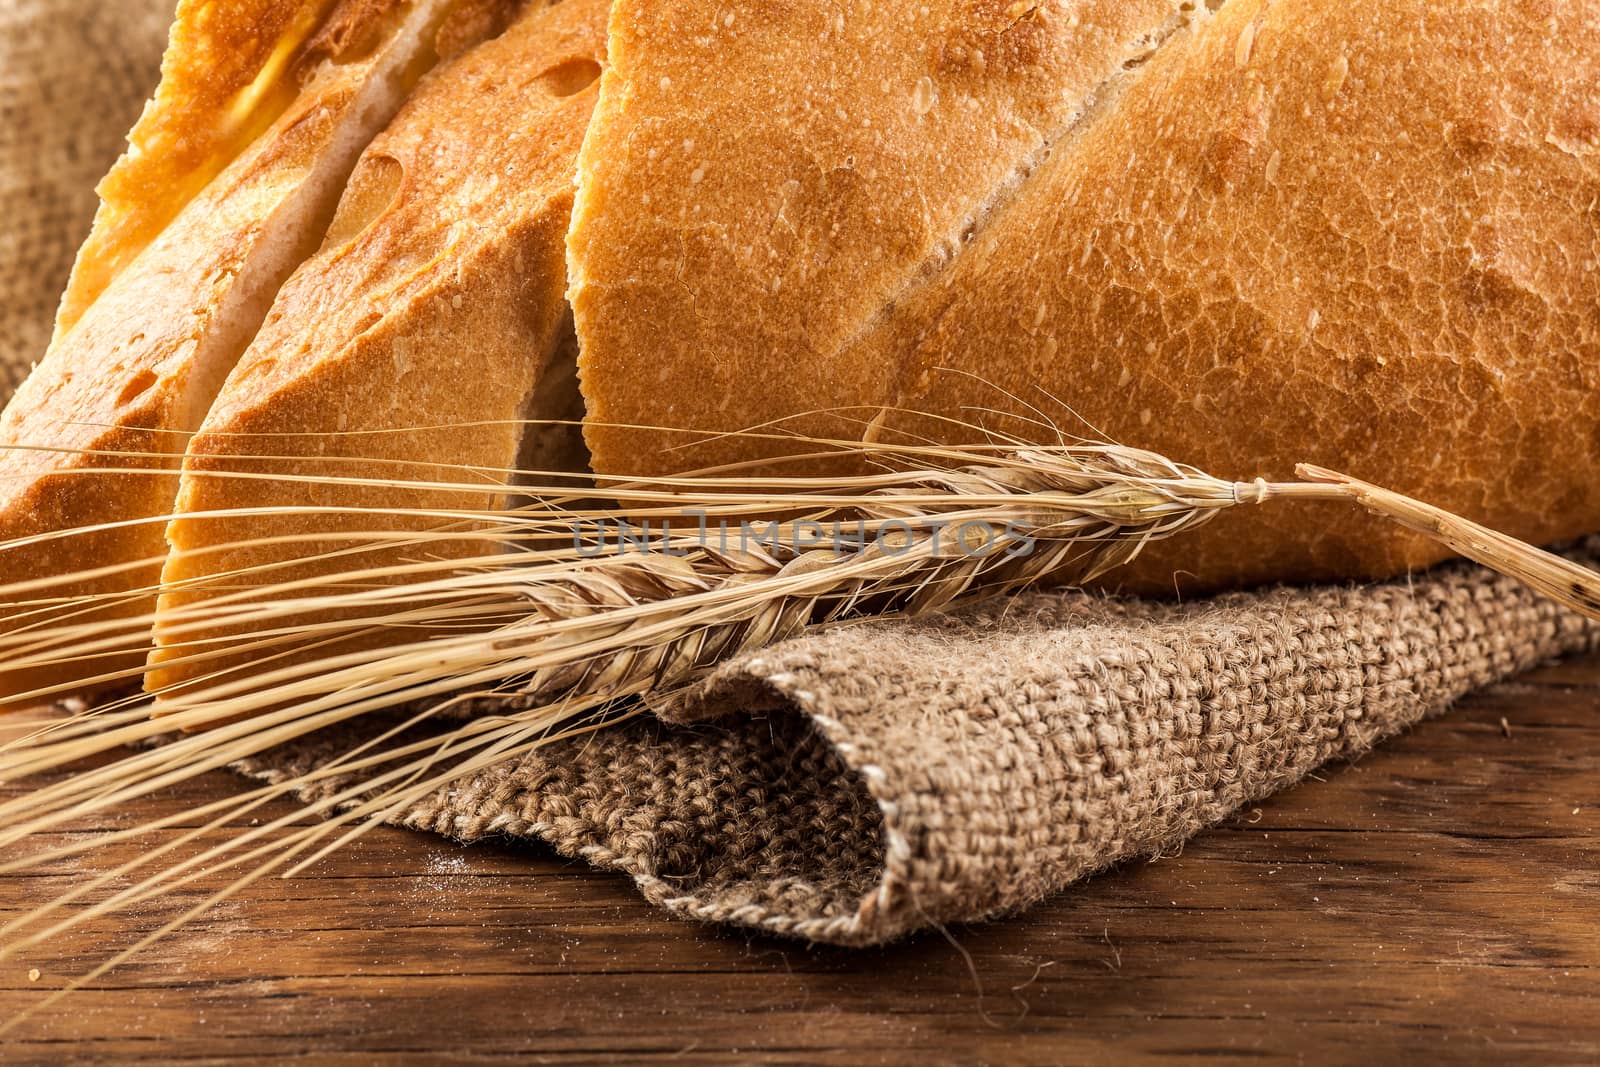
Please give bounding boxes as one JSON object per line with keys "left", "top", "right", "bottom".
{"left": 540, "top": 58, "right": 601, "bottom": 98}
{"left": 322, "top": 154, "right": 406, "bottom": 250}
{"left": 118, "top": 369, "right": 159, "bottom": 406}
{"left": 309, "top": 1, "right": 393, "bottom": 67}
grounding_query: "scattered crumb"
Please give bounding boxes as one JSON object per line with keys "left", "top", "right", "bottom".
{"left": 425, "top": 854, "right": 470, "bottom": 877}
{"left": 27, "top": 969, "right": 39, "bottom": 983}
{"left": 1500, "top": 717, "right": 1513, "bottom": 739}
{"left": 414, "top": 851, "right": 473, "bottom": 906}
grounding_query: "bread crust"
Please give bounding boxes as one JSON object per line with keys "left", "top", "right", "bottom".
{"left": 0, "top": 0, "right": 455, "bottom": 704}
{"left": 12, "top": 0, "right": 1600, "bottom": 708}
{"left": 571, "top": 0, "right": 1190, "bottom": 463}
{"left": 148, "top": 0, "right": 609, "bottom": 696}
{"left": 572, "top": 0, "right": 1600, "bottom": 592}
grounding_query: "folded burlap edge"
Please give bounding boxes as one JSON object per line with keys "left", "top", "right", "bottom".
{"left": 237, "top": 541, "right": 1600, "bottom": 946}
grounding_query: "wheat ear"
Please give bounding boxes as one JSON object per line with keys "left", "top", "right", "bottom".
{"left": 3, "top": 441, "right": 1600, "bottom": 1024}
{"left": 7, "top": 442, "right": 1600, "bottom": 833}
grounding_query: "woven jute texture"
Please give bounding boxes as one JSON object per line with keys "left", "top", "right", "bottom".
{"left": 233, "top": 564, "right": 1599, "bottom": 945}
{"left": 8, "top": 0, "right": 1599, "bottom": 946}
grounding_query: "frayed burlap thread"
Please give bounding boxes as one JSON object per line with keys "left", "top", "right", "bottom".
{"left": 12, "top": 0, "right": 1600, "bottom": 947}
{"left": 238, "top": 547, "right": 1600, "bottom": 945}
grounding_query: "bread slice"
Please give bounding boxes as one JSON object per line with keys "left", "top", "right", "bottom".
{"left": 0, "top": 0, "right": 464, "bottom": 705}
{"left": 52, "top": 0, "right": 336, "bottom": 344}
{"left": 570, "top": 0, "right": 1600, "bottom": 592}
{"left": 146, "top": 0, "right": 609, "bottom": 698}
{"left": 55, "top": 0, "right": 454, "bottom": 345}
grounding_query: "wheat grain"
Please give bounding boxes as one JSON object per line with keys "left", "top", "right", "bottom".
{"left": 2, "top": 438, "right": 1599, "bottom": 1024}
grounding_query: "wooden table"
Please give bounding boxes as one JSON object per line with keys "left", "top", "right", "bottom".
{"left": 1, "top": 654, "right": 1596, "bottom": 1064}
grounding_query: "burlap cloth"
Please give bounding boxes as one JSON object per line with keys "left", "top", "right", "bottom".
{"left": 6, "top": 0, "right": 1597, "bottom": 946}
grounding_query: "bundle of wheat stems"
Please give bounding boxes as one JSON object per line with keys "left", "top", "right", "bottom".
{"left": 1, "top": 421, "right": 1597, "bottom": 1017}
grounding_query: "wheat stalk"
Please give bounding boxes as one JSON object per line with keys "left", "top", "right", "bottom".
{"left": 6, "top": 441, "right": 1599, "bottom": 855}
{"left": 2, "top": 437, "right": 1599, "bottom": 1025}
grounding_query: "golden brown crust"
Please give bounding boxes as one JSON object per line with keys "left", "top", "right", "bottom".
{"left": 571, "top": 0, "right": 1190, "bottom": 462}
{"left": 572, "top": 0, "right": 1600, "bottom": 593}
{"left": 0, "top": 0, "right": 454, "bottom": 705}
{"left": 434, "top": 0, "right": 531, "bottom": 59}
{"left": 14, "top": 0, "right": 1600, "bottom": 709}
{"left": 148, "top": 0, "right": 609, "bottom": 695}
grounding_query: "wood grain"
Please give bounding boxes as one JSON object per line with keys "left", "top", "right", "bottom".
{"left": 0, "top": 656, "right": 1595, "bottom": 1064}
